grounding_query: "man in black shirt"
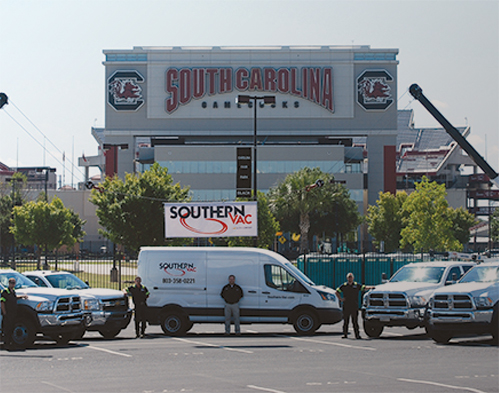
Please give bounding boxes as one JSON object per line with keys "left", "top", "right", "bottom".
{"left": 1, "top": 278, "right": 27, "bottom": 349}
{"left": 126, "top": 276, "right": 150, "bottom": 338}
{"left": 220, "top": 275, "right": 243, "bottom": 335}
{"left": 336, "top": 273, "right": 373, "bottom": 339}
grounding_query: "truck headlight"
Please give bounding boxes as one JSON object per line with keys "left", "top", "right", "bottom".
{"left": 474, "top": 296, "right": 493, "bottom": 309}
{"left": 409, "top": 296, "right": 427, "bottom": 307}
{"left": 317, "top": 290, "right": 336, "bottom": 301}
{"left": 83, "top": 299, "right": 101, "bottom": 311}
{"left": 35, "top": 301, "right": 54, "bottom": 312}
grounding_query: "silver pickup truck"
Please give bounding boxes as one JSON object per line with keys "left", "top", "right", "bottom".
{"left": 0, "top": 270, "right": 85, "bottom": 348}
{"left": 361, "top": 261, "right": 476, "bottom": 338}
{"left": 23, "top": 270, "right": 132, "bottom": 339}
{"left": 427, "top": 261, "right": 499, "bottom": 343}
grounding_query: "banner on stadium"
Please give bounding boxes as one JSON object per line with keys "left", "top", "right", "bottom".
{"left": 164, "top": 201, "right": 257, "bottom": 238}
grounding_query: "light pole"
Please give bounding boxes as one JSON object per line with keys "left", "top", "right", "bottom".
{"left": 236, "top": 95, "right": 276, "bottom": 201}
{"left": 36, "top": 167, "right": 56, "bottom": 202}
{"left": 102, "top": 143, "right": 128, "bottom": 282}
{"left": 236, "top": 95, "right": 275, "bottom": 247}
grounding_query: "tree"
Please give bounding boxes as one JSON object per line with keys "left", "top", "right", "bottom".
{"left": 226, "top": 191, "right": 280, "bottom": 249}
{"left": 450, "top": 207, "right": 477, "bottom": 247}
{"left": 268, "top": 167, "right": 360, "bottom": 253}
{"left": 367, "top": 191, "right": 408, "bottom": 252}
{"left": 491, "top": 208, "right": 499, "bottom": 244}
{"left": 10, "top": 197, "right": 86, "bottom": 269}
{"left": 90, "top": 163, "right": 191, "bottom": 252}
{"left": 1, "top": 174, "right": 28, "bottom": 260}
{"left": 400, "top": 177, "right": 461, "bottom": 252}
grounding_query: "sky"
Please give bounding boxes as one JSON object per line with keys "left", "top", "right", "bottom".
{"left": 1, "top": 0, "right": 498, "bottom": 187}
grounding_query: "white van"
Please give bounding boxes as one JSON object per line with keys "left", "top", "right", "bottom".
{"left": 138, "top": 247, "right": 342, "bottom": 335}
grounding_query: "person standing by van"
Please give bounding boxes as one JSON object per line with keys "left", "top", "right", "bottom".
{"left": 336, "top": 273, "right": 373, "bottom": 339}
{"left": 126, "top": 276, "right": 150, "bottom": 338}
{"left": 220, "top": 275, "right": 243, "bottom": 335}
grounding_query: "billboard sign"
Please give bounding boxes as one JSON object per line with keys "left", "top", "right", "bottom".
{"left": 164, "top": 201, "right": 257, "bottom": 238}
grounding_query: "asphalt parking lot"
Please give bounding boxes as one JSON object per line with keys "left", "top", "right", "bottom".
{"left": 0, "top": 322, "right": 497, "bottom": 393}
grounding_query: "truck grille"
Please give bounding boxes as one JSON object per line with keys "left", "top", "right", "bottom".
{"left": 433, "top": 294, "right": 473, "bottom": 310}
{"left": 368, "top": 293, "right": 408, "bottom": 308}
{"left": 55, "top": 296, "right": 81, "bottom": 313}
{"left": 101, "top": 297, "right": 128, "bottom": 311}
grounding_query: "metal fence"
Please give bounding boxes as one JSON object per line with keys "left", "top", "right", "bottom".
{"left": 296, "top": 253, "right": 423, "bottom": 290}
{"left": 0, "top": 251, "right": 137, "bottom": 290}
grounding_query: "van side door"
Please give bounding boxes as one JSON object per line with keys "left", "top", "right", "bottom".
{"left": 260, "top": 264, "right": 308, "bottom": 323}
{"left": 206, "top": 252, "right": 260, "bottom": 323}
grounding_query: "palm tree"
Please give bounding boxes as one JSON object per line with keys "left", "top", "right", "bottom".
{"left": 268, "top": 167, "right": 340, "bottom": 253}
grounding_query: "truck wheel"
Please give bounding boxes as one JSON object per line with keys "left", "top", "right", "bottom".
{"left": 363, "top": 320, "right": 383, "bottom": 338}
{"left": 53, "top": 333, "right": 72, "bottom": 345}
{"left": 427, "top": 327, "right": 452, "bottom": 344}
{"left": 293, "top": 310, "right": 319, "bottom": 335}
{"left": 98, "top": 328, "right": 122, "bottom": 339}
{"left": 72, "top": 327, "right": 86, "bottom": 340}
{"left": 11, "top": 320, "right": 36, "bottom": 348}
{"left": 161, "top": 312, "right": 187, "bottom": 336}
{"left": 491, "top": 304, "right": 498, "bottom": 343}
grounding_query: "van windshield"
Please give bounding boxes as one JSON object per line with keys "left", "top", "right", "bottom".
{"left": 285, "top": 263, "right": 315, "bottom": 286}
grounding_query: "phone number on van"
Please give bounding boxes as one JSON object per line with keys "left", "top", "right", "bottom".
{"left": 162, "top": 278, "right": 196, "bottom": 284}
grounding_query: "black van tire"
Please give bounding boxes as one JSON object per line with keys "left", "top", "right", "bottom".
{"left": 160, "top": 311, "right": 187, "bottom": 336}
{"left": 293, "top": 309, "right": 319, "bottom": 335}
{"left": 11, "top": 319, "right": 36, "bottom": 348}
{"left": 54, "top": 333, "right": 72, "bottom": 345}
{"left": 363, "top": 320, "right": 384, "bottom": 338}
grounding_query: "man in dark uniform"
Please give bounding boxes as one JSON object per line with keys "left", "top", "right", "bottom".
{"left": 220, "top": 275, "right": 243, "bottom": 335}
{"left": 336, "top": 273, "right": 373, "bottom": 339}
{"left": 1, "top": 278, "right": 27, "bottom": 349}
{"left": 125, "top": 276, "right": 150, "bottom": 338}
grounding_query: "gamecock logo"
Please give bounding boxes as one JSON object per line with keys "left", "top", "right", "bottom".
{"left": 357, "top": 70, "right": 393, "bottom": 111}
{"left": 108, "top": 70, "right": 144, "bottom": 111}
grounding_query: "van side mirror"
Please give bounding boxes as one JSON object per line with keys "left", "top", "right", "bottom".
{"left": 381, "top": 272, "right": 388, "bottom": 283}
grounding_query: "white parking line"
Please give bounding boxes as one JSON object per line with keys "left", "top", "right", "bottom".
{"left": 172, "top": 337, "right": 253, "bottom": 354}
{"left": 277, "top": 335, "right": 377, "bottom": 351}
{"left": 42, "top": 381, "right": 74, "bottom": 392}
{"left": 398, "top": 378, "right": 486, "bottom": 393}
{"left": 247, "top": 385, "right": 287, "bottom": 393}
{"left": 86, "top": 345, "right": 133, "bottom": 358}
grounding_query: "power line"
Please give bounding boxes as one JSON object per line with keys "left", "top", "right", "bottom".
{"left": 2, "top": 99, "right": 87, "bottom": 181}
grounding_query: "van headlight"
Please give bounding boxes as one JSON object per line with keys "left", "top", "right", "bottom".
{"left": 84, "top": 299, "right": 101, "bottom": 311}
{"left": 409, "top": 296, "right": 427, "bottom": 307}
{"left": 474, "top": 296, "right": 493, "bottom": 309}
{"left": 318, "top": 290, "right": 336, "bottom": 301}
{"left": 35, "top": 301, "right": 54, "bottom": 313}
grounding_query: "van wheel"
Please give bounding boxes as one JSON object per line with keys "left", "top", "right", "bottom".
{"left": 161, "top": 312, "right": 187, "bottom": 336}
{"left": 363, "top": 320, "right": 383, "bottom": 338}
{"left": 11, "top": 320, "right": 36, "bottom": 348}
{"left": 293, "top": 310, "right": 319, "bottom": 335}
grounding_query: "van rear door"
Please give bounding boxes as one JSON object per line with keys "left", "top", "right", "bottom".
{"left": 142, "top": 249, "right": 207, "bottom": 309}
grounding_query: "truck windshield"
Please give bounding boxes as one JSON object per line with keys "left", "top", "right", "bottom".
{"left": 459, "top": 265, "right": 499, "bottom": 283}
{"left": 0, "top": 272, "right": 38, "bottom": 289}
{"left": 390, "top": 266, "right": 446, "bottom": 284}
{"left": 46, "top": 274, "right": 89, "bottom": 290}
